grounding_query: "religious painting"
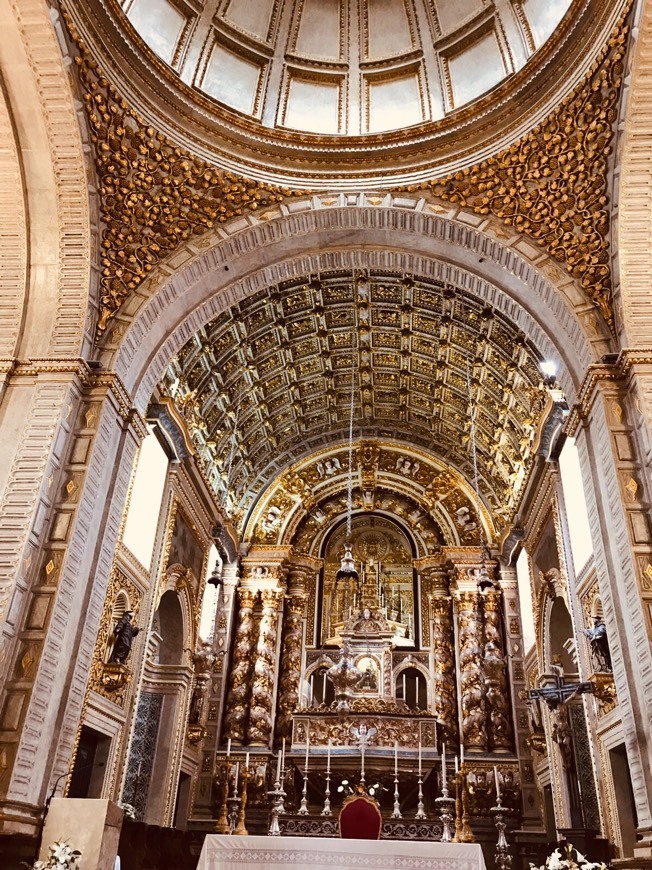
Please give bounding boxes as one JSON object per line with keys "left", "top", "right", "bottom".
{"left": 168, "top": 505, "right": 206, "bottom": 595}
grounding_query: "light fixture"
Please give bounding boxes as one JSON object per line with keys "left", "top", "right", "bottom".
{"left": 466, "top": 364, "right": 496, "bottom": 595}
{"left": 207, "top": 559, "right": 223, "bottom": 589}
{"left": 335, "top": 330, "right": 359, "bottom": 585}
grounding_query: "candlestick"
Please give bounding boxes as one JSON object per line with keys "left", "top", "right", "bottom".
{"left": 494, "top": 765, "right": 501, "bottom": 801}
{"left": 491, "top": 802, "right": 513, "bottom": 870}
{"left": 298, "top": 770, "right": 309, "bottom": 815}
{"left": 234, "top": 764, "right": 249, "bottom": 836}
{"left": 215, "top": 759, "right": 230, "bottom": 834}
{"left": 435, "top": 790, "right": 455, "bottom": 842}
{"left": 321, "top": 769, "right": 332, "bottom": 816}
{"left": 391, "top": 773, "right": 402, "bottom": 819}
{"left": 442, "top": 742, "right": 447, "bottom": 791}
{"left": 267, "top": 780, "right": 286, "bottom": 837}
{"left": 415, "top": 772, "right": 426, "bottom": 820}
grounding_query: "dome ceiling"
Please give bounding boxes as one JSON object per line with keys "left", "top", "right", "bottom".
{"left": 156, "top": 269, "right": 549, "bottom": 529}
{"left": 122, "top": 0, "right": 572, "bottom": 136}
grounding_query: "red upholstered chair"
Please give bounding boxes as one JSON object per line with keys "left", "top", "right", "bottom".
{"left": 338, "top": 787, "right": 383, "bottom": 839}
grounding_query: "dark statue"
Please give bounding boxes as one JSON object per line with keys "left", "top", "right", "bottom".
{"left": 584, "top": 616, "right": 612, "bottom": 672}
{"left": 110, "top": 611, "right": 140, "bottom": 664}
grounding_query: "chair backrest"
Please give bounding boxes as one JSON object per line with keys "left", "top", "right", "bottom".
{"left": 338, "top": 790, "right": 383, "bottom": 839}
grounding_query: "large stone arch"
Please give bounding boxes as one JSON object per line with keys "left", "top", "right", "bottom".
{"left": 617, "top": 0, "right": 652, "bottom": 347}
{"left": 104, "top": 203, "right": 601, "bottom": 411}
{"left": 0, "top": 0, "right": 94, "bottom": 358}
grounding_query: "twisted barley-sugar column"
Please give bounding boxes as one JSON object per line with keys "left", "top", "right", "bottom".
{"left": 456, "top": 590, "right": 487, "bottom": 751}
{"left": 275, "top": 593, "right": 306, "bottom": 743}
{"left": 431, "top": 596, "right": 459, "bottom": 746}
{"left": 223, "top": 588, "right": 257, "bottom": 743}
{"left": 482, "top": 590, "right": 513, "bottom": 751}
{"left": 247, "top": 589, "right": 283, "bottom": 745}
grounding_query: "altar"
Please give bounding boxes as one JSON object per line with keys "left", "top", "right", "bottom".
{"left": 197, "top": 835, "right": 487, "bottom": 870}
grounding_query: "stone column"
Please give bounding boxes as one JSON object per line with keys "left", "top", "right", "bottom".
{"left": 223, "top": 588, "right": 257, "bottom": 743}
{"left": 247, "top": 589, "right": 284, "bottom": 746}
{"left": 567, "top": 359, "right": 652, "bottom": 851}
{"left": 482, "top": 590, "right": 512, "bottom": 751}
{"left": 456, "top": 589, "right": 487, "bottom": 752}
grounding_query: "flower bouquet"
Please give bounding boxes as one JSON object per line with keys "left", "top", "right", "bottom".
{"left": 24, "top": 840, "right": 81, "bottom": 870}
{"left": 530, "top": 844, "right": 608, "bottom": 870}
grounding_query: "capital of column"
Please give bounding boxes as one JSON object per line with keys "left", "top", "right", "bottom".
{"left": 240, "top": 545, "right": 292, "bottom": 591}
{"left": 286, "top": 553, "right": 322, "bottom": 597}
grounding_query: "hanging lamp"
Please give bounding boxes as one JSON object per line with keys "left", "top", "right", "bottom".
{"left": 466, "top": 364, "right": 496, "bottom": 594}
{"left": 335, "top": 329, "right": 359, "bottom": 584}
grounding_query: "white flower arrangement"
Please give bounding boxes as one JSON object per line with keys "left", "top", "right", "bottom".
{"left": 530, "top": 844, "right": 608, "bottom": 870}
{"left": 24, "top": 840, "right": 82, "bottom": 870}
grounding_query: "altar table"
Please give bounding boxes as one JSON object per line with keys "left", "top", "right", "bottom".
{"left": 197, "top": 835, "right": 487, "bottom": 870}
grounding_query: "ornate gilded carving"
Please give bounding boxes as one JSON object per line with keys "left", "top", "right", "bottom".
{"left": 425, "top": 26, "right": 629, "bottom": 327}
{"left": 299, "top": 716, "right": 428, "bottom": 747}
{"left": 71, "top": 50, "right": 299, "bottom": 336}
{"left": 431, "top": 596, "right": 458, "bottom": 746}
{"left": 187, "top": 642, "right": 215, "bottom": 745}
{"left": 589, "top": 671, "right": 618, "bottom": 716}
{"left": 223, "top": 588, "right": 257, "bottom": 742}
{"left": 247, "top": 589, "right": 283, "bottom": 745}
{"left": 482, "top": 591, "right": 512, "bottom": 751}
{"left": 457, "top": 591, "right": 487, "bottom": 750}
{"left": 89, "top": 567, "right": 142, "bottom": 706}
{"left": 275, "top": 594, "right": 305, "bottom": 741}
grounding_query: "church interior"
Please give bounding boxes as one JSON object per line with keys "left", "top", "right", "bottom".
{"left": 2, "top": 0, "right": 652, "bottom": 867}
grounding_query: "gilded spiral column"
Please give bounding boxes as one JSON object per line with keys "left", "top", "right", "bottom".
{"left": 431, "top": 597, "right": 459, "bottom": 745}
{"left": 456, "top": 590, "right": 487, "bottom": 751}
{"left": 223, "top": 588, "right": 257, "bottom": 743}
{"left": 247, "top": 589, "right": 283, "bottom": 746}
{"left": 275, "top": 593, "right": 306, "bottom": 742}
{"left": 483, "top": 590, "right": 512, "bottom": 751}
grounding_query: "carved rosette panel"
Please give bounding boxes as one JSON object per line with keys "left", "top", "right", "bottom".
{"left": 223, "top": 588, "right": 257, "bottom": 743}
{"left": 482, "top": 591, "right": 512, "bottom": 751}
{"left": 457, "top": 591, "right": 487, "bottom": 750}
{"left": 275, "top": 595, "right": 305, "bottom": 743}
{"left": 431, "top": 597, "right": 458, "bottom": 746}
{"left": 247, "top": 589, "right": 283, "bottom": 745}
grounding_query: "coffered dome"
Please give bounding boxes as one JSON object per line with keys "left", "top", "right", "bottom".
{"left": 122, "top": 0, "right": 572, "bottom": 135}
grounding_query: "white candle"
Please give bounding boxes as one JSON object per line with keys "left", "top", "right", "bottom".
{"left": 245, "top": 752, "right": 250, "bottom": 770}
{"left": 226, "top": 738, "right": 231, "bottom": 757}
{"left": 460, "top": 744, "right": 464, "bottom": 768}
{"left": 282, "top": 737, "right": 286, "bottom": 774}
{"left": 327, "top": 740, "right": 331, "bottom": 773}
{"left": 234, "top": 761, "right": 239, "bottom": 792}
{"left": 276, "top": 750, "right": 282, "bottom": 783}
{"left": 418, "top": 740, "right": 422, "bottom": 776}
{"left": 455, "top": 756, "right": 459, "bottom": 775}
{"left": 394, "top": 740, "right": 398, "bottom": 777}
{"left": 494, "top": 765, "right": 501, "bottom": 800}
{"left": 305, "top": 731, "right": 310, "bottom": 773}
{"left": 442, "top": 742, "right": 447, "bottom": 790}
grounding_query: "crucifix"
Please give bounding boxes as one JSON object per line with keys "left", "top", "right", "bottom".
{"left": 526, "top": 665, "right": 594, "bottom": 829}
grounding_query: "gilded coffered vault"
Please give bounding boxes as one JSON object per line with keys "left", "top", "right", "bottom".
{"left": 157, "top": 270, "right": 549, "bottom": 529}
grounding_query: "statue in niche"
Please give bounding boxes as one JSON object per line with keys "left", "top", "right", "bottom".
{"left": 262, "top": 506, "right": 282, "bottom": 534}
{"left": 583, "top": 616, "right": 612, "bottom": 672}
{"left": 110, "top": 612, "right": 140, "bottom": 664}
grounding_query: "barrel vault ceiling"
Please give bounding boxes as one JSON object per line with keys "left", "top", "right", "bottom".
{"left": 156, "top": 269, "right": 549, "bottom": 533}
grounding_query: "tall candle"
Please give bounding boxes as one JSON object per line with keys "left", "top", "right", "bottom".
{"left": 245, "top": 752, "right": 250, "bottom": 770}
{"left": 327, "top": 740, "right": 331, "bottom": 774}
{"left": 282, "top": 737, "right": 286, "bottom": 774}
{"left": 394, "top": 740, "right": 398, "bottom": 777}
{"left": 494, "top": 765, "right": 501, "bottom": 800}
{"left": 454, "top": 756, "right": 459, "bottom": 775}
{"left": 305, "top": 732, "right": 310, "bottom": 773}
{"left": 418, "top": 740, "right": 422, "bottom": 776}
{"left": 460, "top": 744, "right": 464, "bottom": 768}
{"left": 234, "top": 761, "right": 239, "bottom": 793}
{"left": 442, "top": 742, "right": 447, "bottom": 790}
{"left": 226, "top": 738, "right": 231, "bottom": 757}
{"left": 276, "top": 749, "right": 282, "bottom": 783}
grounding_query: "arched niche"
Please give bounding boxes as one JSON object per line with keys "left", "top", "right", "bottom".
{"left": 155, "top": 589, "right": 184, "bottom": 666}
{"left": 547, "top": 596, "right": 576, "bottom": 675}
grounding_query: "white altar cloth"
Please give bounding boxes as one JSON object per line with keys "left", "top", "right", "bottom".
{"left": 197, "top": 835, "right": 487, "bottom": 870}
